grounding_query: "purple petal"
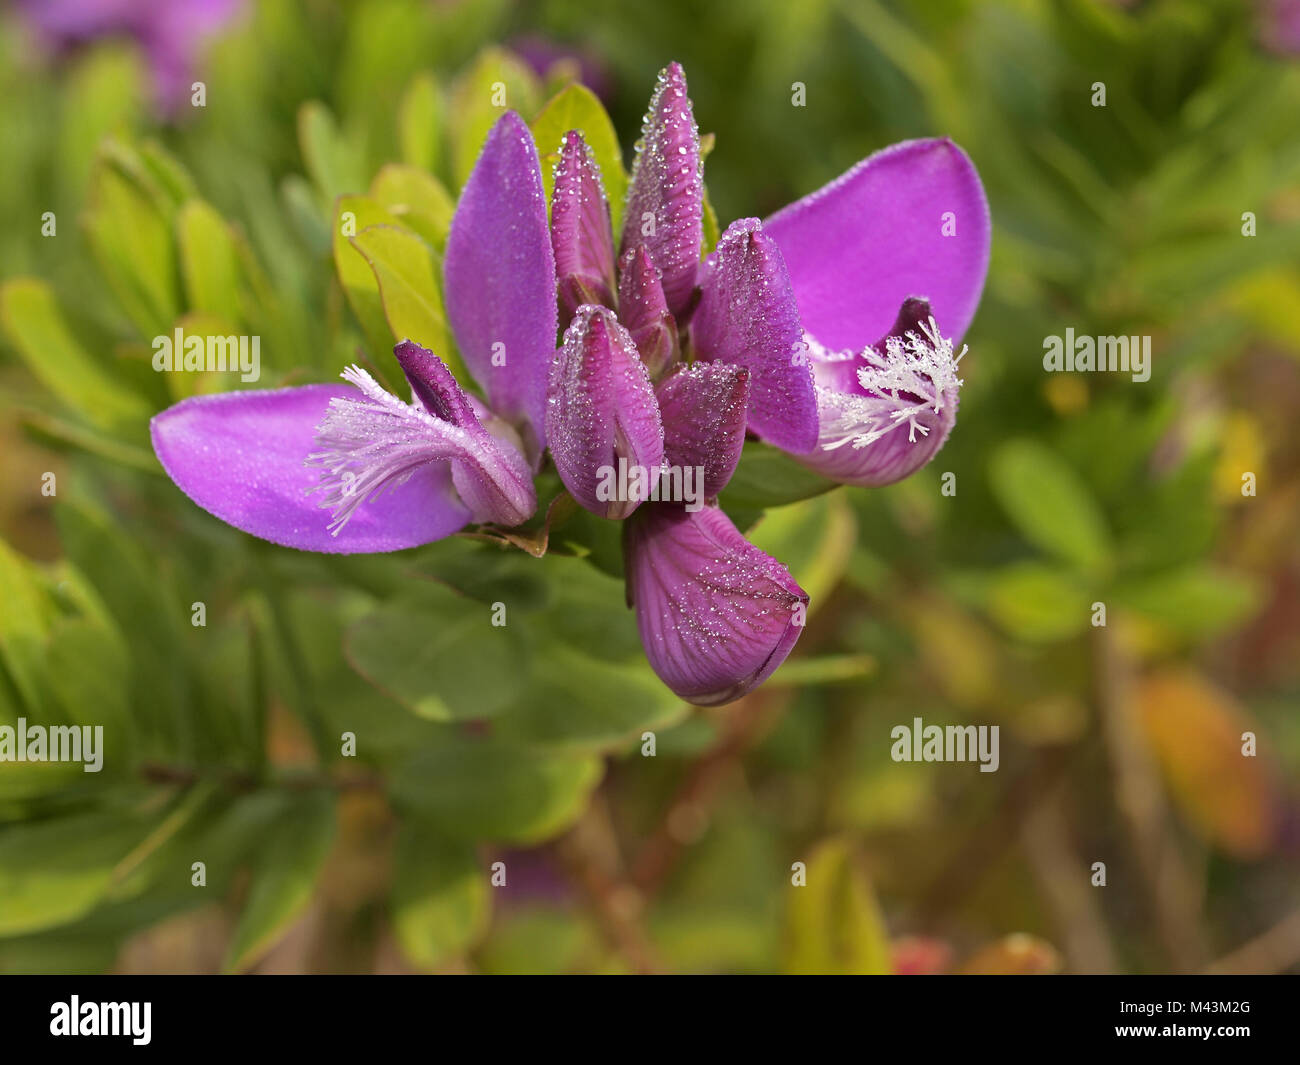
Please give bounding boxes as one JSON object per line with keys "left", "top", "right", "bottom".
{"left": 552, "top": 131, "right": 616, "bottom": 321}
{"left": 620, "top": 62, "right": 702, "bottom": 319}
{"left": 394, "top": 341, "right": 536, "bottom": 526}
{"left": 151, "top": 385, "right": 470, "bottom": 554}
{"left": 444, "top": 111, "right": 557, "bottom": 455}
{"left": 692, "top": 217, "right": 818, "bottom": 453}
{"left": 545, "top": 305, "right": 663, "bottom": 519}
{"left": 616, "top": 245, "right": 677, "bottom": 377}
{"left": 795, "top": 298, "right": 964, "bottom": 486}
{"left": 624, "top": 504, "right": 808, "bottom": 706}
{"left": 765, "top": 138, "right": 990, "bottom": 351}
{"left": 655, "top": 362, "right": 749, "bottom": 498}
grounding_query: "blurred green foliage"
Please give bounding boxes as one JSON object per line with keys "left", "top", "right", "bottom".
{"left": 1, "top": 0, "right": 1298, "bottom": 974}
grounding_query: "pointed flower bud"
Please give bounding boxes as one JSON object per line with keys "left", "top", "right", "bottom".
{"left": 692, "top": 217, "right": 819, "bottom": 453}
{"left": 655, "top": 362, "right": 749, "bottom": 499}
{"left": 551, "top": 130, "right": 617, "bottom": 321}
{"left": 546, "top": 305, "right": 664, "bottom": 519}
{"left": 624, "top": 504, "right": 808, "bottom": 706}
{"left": 621, "top": 61, "right": 702, "bottom": 319}
{"left": 617, "top": 245, "right": 678, "bottom": 377}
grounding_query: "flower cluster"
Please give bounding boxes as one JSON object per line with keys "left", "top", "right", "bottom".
{"left": 150, "top": 62, "right": 990, "bottom": 705}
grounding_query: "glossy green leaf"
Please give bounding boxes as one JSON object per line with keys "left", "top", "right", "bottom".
{"left": 391, "top": 824, "right": 488, "bottom": 970}
{"left": 391, "top": 736, "right": 602, "bottom": 844}
{"left": 345, "top": 584, "right": 529, "bottom": 723}
{"left": 369, "top": 164, "right": 455, "bottom": 252}
{"left": 989, "top": 438, "right": 1113, "bottom": 572}
{"left": 0, "top": 811, "right": 151, "bottom": 936}
{"left": 350, "top": 223, "right": 457, "bottom": 371}
{"left": 331, "top": 195, "right": 405, "bottom": 357}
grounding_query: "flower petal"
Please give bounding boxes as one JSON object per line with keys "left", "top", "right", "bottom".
{"left": 795, "top": 299, "right": 964, "bottom": 486}
{"left": 616, "top": 244, "right": 677, "bottom": 378}
{"left": 655, "top": 362, "right": 749, "bottom": 498}
{"left": 624, "top": 504, "right": 808, "bottom": 706}
{"left": 151, "top": 385, "right": 470, "bottom": 554}
{"left": 552, "top": 130, "right": 616, "bottom": 321}
{"left": 620, "top": 62, "right": 702, "bottom": 318}
{"left": 394, "top": 340, "right": 536, "bottom": 526}
{"left": 444, "top": 110, "right": 557, "bottom": 454}
{"left": 545, "top": 305, "right": 663, "bottom": 518}
{"left": 764, "top": 138, "right": 990, "bottom": 351}
{"left": 692, "top": 217, "right": 818, "bottom": 453}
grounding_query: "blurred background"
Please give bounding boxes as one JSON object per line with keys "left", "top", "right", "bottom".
{"left": 1, "top": 0, "right": 1298, "bottom": 974}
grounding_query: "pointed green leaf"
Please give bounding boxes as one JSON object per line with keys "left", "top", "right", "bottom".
{"left": 350, "top": 223, "right": 458, "bottom": 375}
{"left": 530, "top": 83, "right": 627, "bottom": 234}
{"left": 0, "top": 279, "right": 148, "bottom": 431}
{"left": 989, "top": 439, "right": 1113, "bottom": 573}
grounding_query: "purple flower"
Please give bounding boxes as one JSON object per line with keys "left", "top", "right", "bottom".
{"left": 149, "top": 61, "right": 989, "bottom": 707}
{"left": 16, "top": 0, "right": 244, "bottom": 114}
{"left": 152, "top": 111, "right": 550, "bottom": 553}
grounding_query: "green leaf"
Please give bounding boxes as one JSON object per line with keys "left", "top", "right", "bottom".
{"left": 177, "top": 200, "right": 242, "bottom": 321}
{"left": 1115, "top": 566, "right": 1261, "bottom": 638}
{"left": 498, "top": 642, "right": 685, "bottom": 746}
{"left": 988, "top": 439, "right": 1113, "bottom": 573}
{"left": 298, "top": 100, "right": 366, "bottom": 203}
{"left": 718, "top": 440, "right": 837, "bottom": 516}
{"left": 350, "top": 223, "right": 458, "bottom": 373}
{"left": 369, "top": 164, "right": 455, "bottom": 253}
{"left": 398, "top": 72, "right": 445, "bottom": 177}
{"left": 530, "top": 83, "right": 627, "bottom": 234}
{"left": 223, "top": 791, "right": 336, "bottom": 973}
{"left": 0, "top": 811, "right": 151, "bottom": 936}
{"left": 331, "top": 195, "right": 405, "bottom": 357}
{"left": 783, "top": 839, "right": 891, "bottom": 975}
{"left": 449, "top": 47, "right": 542, "bottom": 189}
{"left": 985, "top": 561, "right": 1091, "bottom": 643}
{"left": 345, "top": 584, "right": 529, "bottom": 723}
{"left": 391, "top": 824, "right": 488, "bottom": 970}
{"left": 0, "top": 538, "right": 57, "bottom": 715}
{"left": 0, "top": 279, "right": 147, "bottom": 431}
{"left": 83, "top": 156, "right": 179, "bottom": 336}
{"left": 391, "top": 736, "right": 602, "bottom": 844}
{"left": 56, "top": 46, "right": 143, "bottom": 200}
